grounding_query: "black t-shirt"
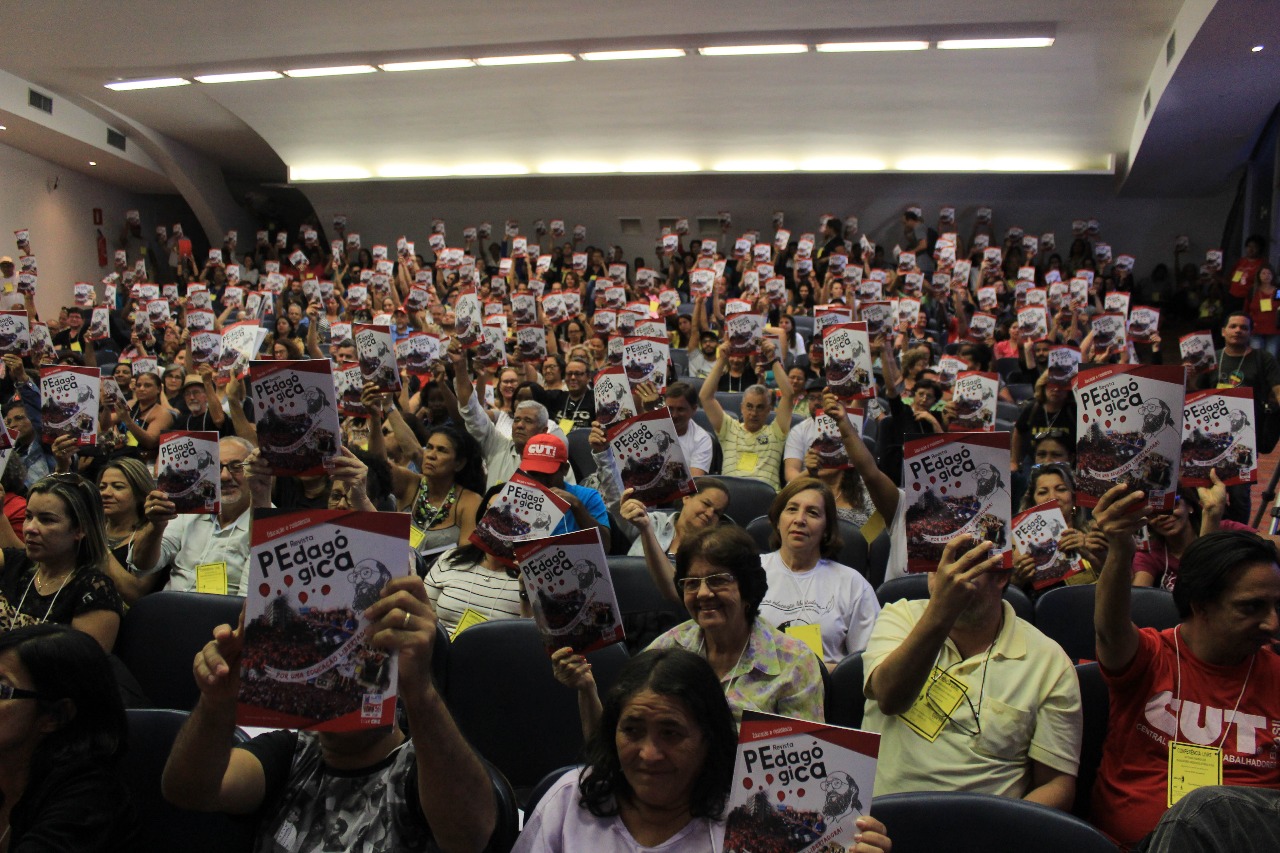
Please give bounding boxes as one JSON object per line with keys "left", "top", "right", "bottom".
{"left": 0, "top": 549, "right": 123, "bottom": 630}
{"left": 177, "top": 410, "right": 237, "bottom": 438}
{"left": 1014, "top": 400, "right": 1077, "bottom": 447}
{"left": 10, "top": 759, "right": 138, "bottom": 852}
{"left": 1201, "top": 348, "right": 1280, "bottom": 419}
{"left": 545, "top": 389, "right": 595, "bottom": 432}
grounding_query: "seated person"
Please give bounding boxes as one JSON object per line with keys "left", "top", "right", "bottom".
{"left": 1091, "top": 486, "right": 1280, "bottom": 850}
{"left": 699, "top": 344, "right": 793, "bottom": 487}
{"left": 863, "top": 534, "right": 1081, "bottom": 810}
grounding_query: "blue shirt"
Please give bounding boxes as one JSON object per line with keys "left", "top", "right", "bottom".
{"left": 551, "top": 483, "right": 609, "bottom": 536}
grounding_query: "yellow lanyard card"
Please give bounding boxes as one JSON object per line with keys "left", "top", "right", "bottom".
{"left": 1167, "top": 741, "right": 1222, "bottom": 807}
{"left": 900, "top": 666, "right": 968, "bottom": 742}
{"left": 735, "top": 451, "right": 759, "bottom": 472}
{"left": 409, "top": 524, "right": 425, "bottom": 550}
{"left": 195, "top": 561, "right": 228, "bottom": 595}
{"left": 784, "top": 623, "right": 823, "bottom": 658}
{"left": 558, "top": 417, "right": 575, "bottom": 434}
{"left": 450, "top": 607, "right": 488, "bottom": 641}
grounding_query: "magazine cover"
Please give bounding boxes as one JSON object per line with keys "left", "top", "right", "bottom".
{"left": 814, "top": 305, "right": 854, "bottom": 341}
{"left": 897, "top": 297, "right": 921, "bottom": 328}
{"left": 1127, "top": 307, "right": 1159, "bottom": 343}
{"left": 605, "top": 408, "right": 697, "bottom": 506}
{"left": 976, "top": 286, "right": 997, "bottom": 312}
{"left": 510, "top": 293, "right": 536, "bottom": 326}
{"left": 39, "top": 365, "right": 99, "bottom": 446}
{"left": 936, "top": 355, "right": 966, "bottom": 392}
{"left": 1011, "top": 501, "right": 1084, "bottom": 590}
{"left": 215, "top": 321, "right": 264, "bottom": 385}
{"left": 132, "top": 357, "right": 159, "bottom": 379}
{"left": 353, "top": 324, "right": 400, "bottom": 392}
{"left": 1016, "top": 306, "right": 1048, "bottom": 341}
{"left": 949, "top": 372, "right": 998, "bottom": 432}
{"left": 823, "top": 323, "right": 874, "bottom": 401}
{"left": 515, "top": 325, "right": 546, "bottom": 363}
{"left": 810, "top": 406, "right": 864, "bottom": 470}
{"left": 454, "top": 288, "right": 482, "bottom": 348}
{"left": 100, "top": 378, "right": 124, "bottom": 411}
{"left": 635, "top": 320, "right": 668, "bottom": 339}
{"left": 239, "top": 508, "right": 409, "bottom": 731}
{"left": 395, "top": 331, "right": 443, "bottom": 377}
{"left": 186, "top": 307, "right": 216, "bottom": 333}
{"left": 967, "top": 312, "right": 997, "bottom": 341}
{"left": 724, "top": 710, "right": 881, "bottom": 853}
{"left": 155, "top": 431, "right": 221, "bottom": 514}
{"left": 28, "top": 323, "right": 55, "bottom": 363}
{"left": 1181, "top": 388, "right": 1256, "bottom": 487}
{"left": 249, "top": 360, "right": 342, "bottom": 477}
{"left": 725, "top": 313, "right": 765, "bottom": 358}
{"left": 1046, "top": 345, "right": 1081, "bottom": 387}
{"left": 334, "top": 362, "right": 368, "bottom": 417}
{"left": 857, "top": 301, "right": 893, "bottom": 339}
{"left": 474, "top": 324, "right": 506, "bottom": 371}
{"left": 1179, "top": 332, "right": 1216, "bottom": 375}
{"left": 87, "top": 306, "right": 111, "bottom": 341}
{"left": 1090, "top": 312, "right": 1128, "bottom": 354}
{"left": 902, "top": 432, "right": 1012, "bottom": 573}
{"left": 0, "top": 310, "right": 30, "bottom": 355}
{"left": 73, "top": 282, "right": 94, "bottom": 307}
{"left": 514, "top": 528, "right": 626, "bottom": 655}
{"left": 1104, "top": 292, "right": 1131, "bottom": 317}
{"left": 1074, "top": 364, "right": 1184, "bottom": 510}
{"left": 593, "top": 366, "right": 638, "bottom": 428}
{"left": 469, "top": 471, "right": 570, "bottom": 563}
{"left": 621, "top": 336, "right": 671, "bottom": 394}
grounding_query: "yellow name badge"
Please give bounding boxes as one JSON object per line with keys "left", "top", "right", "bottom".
{"left": 1167, "top": 741, "right": 1223, "bottom": 807}
{"left": 559, "top": 417, "right": 575, "bottom": 435}
{"left": 900, "top": 667, "right": 968, "bottom": 742}
{"left": 195, "top": 561, "right": 228, "bottom": 595}
{"left": 71, "top": 341, "right": 83, "bottom": 353}
{"left": 784, "top": 623, "right": 823, "bottom": 659}
{"left": 409, "top": 524, "right": 425, "bottom": 550}
{"left": 450, "top": 607, "right": 488, "bottom": 641}
{"left": 1262, "top": 298, "right": 1274, "bottom": 313}
{"left": 735, "top": 451, "right": 759, "bottom": 472}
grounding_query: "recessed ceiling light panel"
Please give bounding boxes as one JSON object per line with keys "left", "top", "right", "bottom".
{"left": 698, "top": 44, "right": 808, "bottom": 56}
{"left": 474, "top": 54, "right": 574, "bottom": 66}
{"left": 104, "top": 78, "right": 190, "bottom": 91}
{"left": 283, "top": 65, "right": 378, "bottom": 78}
{"left": 816, "top": 41, "right": 929, "bottom": 53}
{"left": 581, "top": 48, "right": 685, "bottom": 61}
{"left": 937, "top": 37, "right": 1054, "bottom": 50}
{"left": 194, "top": 71, "right": 282, "bottom": 83}
{"left": 380, "top": 59, "right": 475, "bottom": 71}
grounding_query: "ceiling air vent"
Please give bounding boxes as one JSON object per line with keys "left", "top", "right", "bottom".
{"left": 107, "top": 129, "right": 127, "bottom": 151}
{"left": 28, "top": 89, "right": 52, "bottom": 114}
{"left": 619, "top": 217, "right": 643, "bottom": 235}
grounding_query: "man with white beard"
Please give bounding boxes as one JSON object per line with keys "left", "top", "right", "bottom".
{"left": 861, "top": 534, "right": 1082, "bottom": 811}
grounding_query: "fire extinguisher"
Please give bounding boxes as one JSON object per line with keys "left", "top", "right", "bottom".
{"left": 96, "top": 229, "right": 109, "bottom": 267}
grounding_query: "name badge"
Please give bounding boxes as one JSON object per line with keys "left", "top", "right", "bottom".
{"left": 195, "top": 561, "right": 227, "bottom": 595}
{"left": 735, "top": 451, "right": 759, "bottom": 472}
{"left": 900, "top": 667, "right": 968, "bottom": 742}
{"left": 558, "top": 418, "right": 575, "bottom": 434}
{"left": 784, "top": 623, "right": 823, "bottom": 658}
{"left": 450, "top": 607, "right": 489, "bottom": 641}
{"left": 1167, "top": 741, "right": 1222, "bottom": 807}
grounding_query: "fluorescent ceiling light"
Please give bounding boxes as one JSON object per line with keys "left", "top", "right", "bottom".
{"left": 799, "top": 156, "right": 886, "bottom": 171}
{"left": 698, "top": 44, "right": 808, "bottom": 56}
{"left": 816, "top": 41, "right": 929, "bottom": 53}
{"left": 581, "top": 48, "right": 685, "bottom": 61}
{"left": 474, "top": 54, "right": 574, "bottom": 66}
{"left": 290, "top": 165, "right": 373, "bottom": 181}
{"left": 537, "top": 160, "right": 618, "bottom": 174}
{"left": 895, "top": 155, "right": 986, "bottom": 171}
{"left": 104, "top": 77, "right": 190, "bottom": 91}
{"left": 451, "top": 162, "right": 531, "bottom": 176}
{"left": 376, "top": 164, "right": 454, "bottom": 178}
{"left": 937, "top": 37, "right": 1054, "bottom": 50}
{"left": 712, "top": 158, "right": 796, "bottom": 172}
{"left": 283, "top": 65, "right": 377, "bottom": 78}
{"left": 380, "top": 59, "right": 475, "bottom": 71}
{"left": 618, "top": 159, "right": 701, "bottom": 173}
{"left": 985, "top": 156, "right": 1072, "bottom": 172}
{"left": 1252, "top": 45, "right": 1265, "bottom": 52}
{"left": 194, "top": 71, "right": 282, "bottom": 83}
{"left": 0, "top": 126, "right": 6, "bottom": 131}
{"left": 88, "top": 161, "right": 97, "bottom": 166}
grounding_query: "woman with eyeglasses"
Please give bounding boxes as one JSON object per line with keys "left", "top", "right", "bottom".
{"left": 1132, "top": 469, "right": 1251, "bottom": 591}
{"left": 554, "top": 526, "right": 824, "bottom": 730}
{"left": 0, "top": 623, "right": 138, "bottom": 851}
{"left": 1011, "top": 462, "right": 1102, "bottom": 595}
{"left": 0, "top": 474, "right": 123, "bottom": 651}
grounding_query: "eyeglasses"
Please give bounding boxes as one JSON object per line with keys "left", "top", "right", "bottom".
{"left": 0, "top": 683, "right": 41, "bottom": 701}
{"left": 220, "top": 461, "right": 246, "bottom": 475}
{"left": 677, "top": 572, "right": 737, "bottom": 594}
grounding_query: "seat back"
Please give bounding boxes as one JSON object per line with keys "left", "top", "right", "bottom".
{"left": 120, "top": 709, "right": 258, "bottom": 853}
{"left": 716, "top": 476, "right": 779, "bottom": 527}
{"left": 744, "top": 515, "right": 773, "bottom": 552}
{"left": 835, "top": 521, "right": 869, "bottom": 574}
{"left": 669, "top": 348, "right": 689, "bottom": 377}
{"left": 1073, "top": 662, "right": 1110, "bottom": 820}
{"left": 565, "top": 428, "right": 597, "bottom": 482}
{"left": 869, "top": 791, "right": 1119, "bottom": 853}
{"left": 116, "top": 591, "right": 246, "bottom": 711}
{"left": 878, "top": 574, "right": 1032, "bottom": 622}
{"left": 1036, "top": 585, "right": 1179, "bottom": 662}
{"left": 481, "top": 759, "right": 521, "bottom": 853}
{"left": 825, "top": 653, "right": 865, "bottom": 729}
{"left": 444, "top": 620, "right": 629, "bottom": 795}
{"left": 608, "top": 556, "right": 689, "bottom": 653}
{"left": 866, "top": 529, "right": 892, "bottom": 588}
{"left": 523, "top": 765, "right": 581, "bottom": 817}
{"left": 714, "top": 392, "right": 744, "bottom": 417}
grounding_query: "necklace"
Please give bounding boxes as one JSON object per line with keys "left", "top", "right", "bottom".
{"left": 412, "top": 482, "right": 459, "bottom": 530}
{"left": 9, "top": 568, "right": 73, "bottom": 630}
{"left": 32, "top": 567, "right": 72, "bottom": 596}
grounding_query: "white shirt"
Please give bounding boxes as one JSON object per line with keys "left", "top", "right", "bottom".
{"left": 757, "top": 550, "right": 881, "bottom": 665}
{"left": 461, "top": 391, "right": 574, "bottom": 489}
{"left": 130, "top": 508, "right": 255, "bottom": 596}
{"left": 676, "top": 420, "right": 713, "bottom": 473}
{"left": 882, "top": 488, "right": 909, "bottom": 583}
{"left": 784, "top": 417, "right": 818, "bottom": 462}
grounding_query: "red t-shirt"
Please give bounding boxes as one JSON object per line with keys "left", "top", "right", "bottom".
{"left": 1131, "top": 520, "right": 1255, "bottom": 590}
{"left": 1093, "top": 627, "right": 1280, "bottom": 849}
{"left": 1230, "top": 257, "right": 1264, "bottom": 298}
{"left": 1247, "top": 285, "right": 1279, "bottom": 336}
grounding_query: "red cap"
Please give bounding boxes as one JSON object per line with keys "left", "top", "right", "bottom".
{"left": 520, "top": 433, "right": 568, "bottom": 474}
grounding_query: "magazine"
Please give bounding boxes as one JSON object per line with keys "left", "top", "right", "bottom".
{"left": 474, "top": 324, "right": 506, "bottom": 371}
{"left": 605, "top": 408, "right": 697, "bottom": 505}
{"left": 621, "top": 337, "right": 671, "bottom": 394}
{"left": 902, "top": 431, "right": 1012, "bottom": 573}
{"left": 514, "top": 528, "right": 626, "bottom": 655}
{"left": 39, "top": 365, "right": 100, "bottom": 446}
{"left": 949, "top": 372, "right": 998, "bottom": 432}
{"left": 1104, "top": 292, "right": 1131, "bottom": 317}
{"left": 967, "top": 312, "right": 996, "bottom": 341}
{"left": 724, "top": 710, "right": 881, "bottom": 853}
{"left": 1011, "top": 501, "right": 1084, "bottom": 590}
{"left": 0, "top": 426, "right": 16, "bottom": 481}
{"left": 28, "top": 322, "right": 54, "bottom": 363}
{"left": 353, "top": 324, "right": 400, "bottom": 392}
{"left": 1181, "top": 388, "right": 1256, "bottom": 487}
{"left": 469, "top": 471, "right": 571, "bottom": 563}
{"left": 215, "top": 321, "right": 265, "bottom": 385}
{"left": 593, "top": 366, "right": 638, "bottom": 428}
{"left": 334, "top": 362, "right": 368, "bottom": 418}
{"left": 1046, "top": 345, "right": 1081, "bottom": 387}
{"left": 1179, "top": 332, "right": 1215, "bottom": 375}
{"left": 1074, "top": 365, "right": 1184, "bottom": 511}
{"left": 189, "top": 330, "right": 222, "bottom": 368}
{"left": 724, "top": 313, "right": 765, "bottom": 359}
{"left": 1090, "top": 312, "right": 1128, "bottom": 354}
{"left": 936, "top": 355, "right": 966, "bottom": 392}
{"left": 0, "top": 310, "right": 29, "bottom": 355}
{"left": 87, "top": 306, "right": 111, "bottom": 341}
{"left": 857, "top": 301, "right": 893, "bottom": 339}
{"left": 156, "top": 431, "right": 221, "bottom": 514}
{"left": 248, "top": 360, "right": 342, "bottom": 477}
{"left": 1128, "top": 307, "right": 1160, "bottom": 343}
{"left": 823, "top": 323, "right": 874, "bottom": 401}
{"left": 238, "top": 508, "right": 409, "bottom": 731}
{"left": 454, "top": 288, "right": 482, "bottom": 348}
{"left": 810, "top": 406, "right": 864, "bottom": 470}
{"left": 1016, "top": 306, "right": 1048, "bottom": 342}
{"left": 395, "top": 331, "right": 443, "bottom": 377}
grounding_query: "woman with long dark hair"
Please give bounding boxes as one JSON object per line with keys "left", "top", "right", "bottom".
{"left": 384, "top": 425, "right": 484, "bottom": 563}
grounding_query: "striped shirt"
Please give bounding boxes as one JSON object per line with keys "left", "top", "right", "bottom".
{"left": 424, "top": 549, "right": 524, "bottom": 636}
{"left": 717, "top": 417, "right": 786, "bottom": 486}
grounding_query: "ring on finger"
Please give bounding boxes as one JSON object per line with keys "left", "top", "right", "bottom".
{"left": 402, "top": 610, "right": 412, "bottom": 630}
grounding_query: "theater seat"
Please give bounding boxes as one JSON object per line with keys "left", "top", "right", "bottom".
{"left": 869, "top": 791, "right": 1118, "bottom": 853}
{"left": 1035, "top": 585, "right": 1179, "bottom": 662}
{"left": 715, "top": 476, "right": 778, "bottom": 527}
{"left": 744, "top": 515, "right": 773, "bottom": 552}
{"left": 444, "top": 619, "right": 629, "bottom": 803}
{"left": 565, "top": 428, "right": 597, "bottom": 482}
{"left": 607, "top": 555, "right": 689, "bottom": 653}
{"left": 120, "top": 709, "right": 258, "bottom": 853}
{"left": 876, "top": 575, "right": 1033, "bottom": 622}
{"left": 1073, "top": 662, "right": 1110, "bottom": 820}
{"left": 116, "top": 591, "right": 245, "bottom": 711}
{"left": 825, "top": 652, "right": 865, "bottom": 729}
